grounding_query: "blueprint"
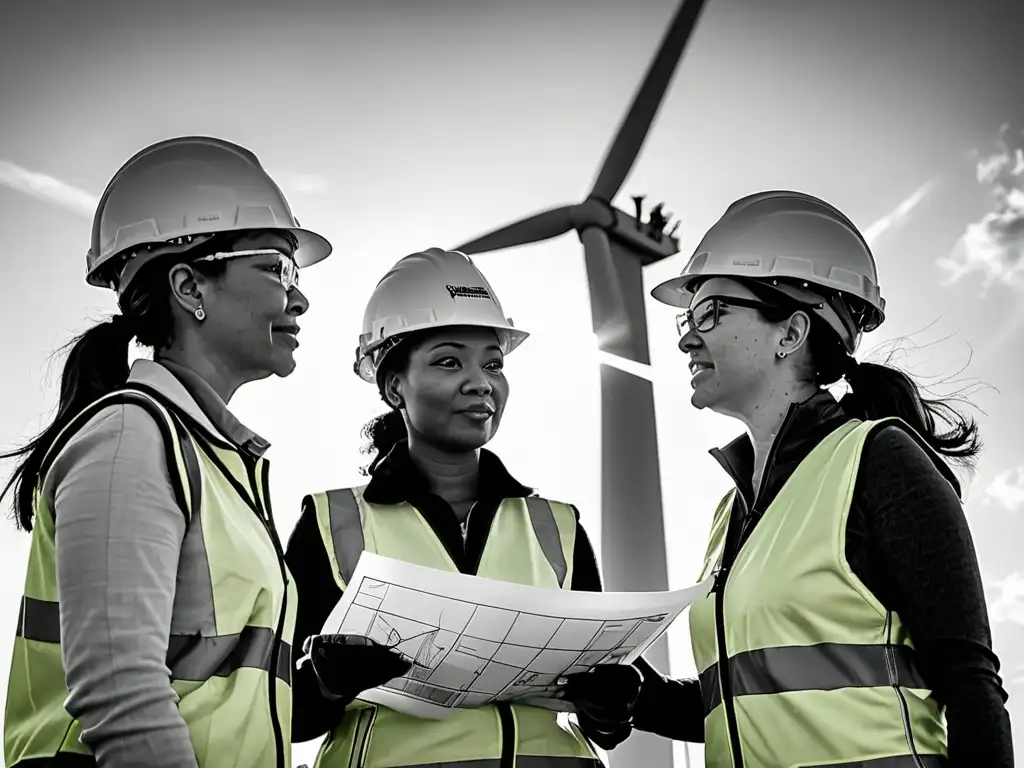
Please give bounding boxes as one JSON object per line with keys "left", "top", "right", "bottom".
{"left": 313, "top": 552, "right": 714, "bottom": 719}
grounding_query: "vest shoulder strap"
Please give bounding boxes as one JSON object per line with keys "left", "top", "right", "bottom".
{"left": 39, "top": 387, "right": 202, "bottom": 528}
{"left": 854, "top": 416, "right": 962, "bottom": 499}
{"left": 314, "top": 486, "right": 369, "bottom": 590}
{"left": 523, "top": 495, "right": 573, "bottom": 588}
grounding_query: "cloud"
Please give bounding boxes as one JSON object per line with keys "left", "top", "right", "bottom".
{"left": 0, "top": 159, "right": 97, "bottom": 217}
{"left": 282, "top": 173, "right": 332, "bottom": 195}
{"left": 863, "top": 177, "right": 942, "bottom": 246}
{"left": 937, "top": 124, "right": 1024, "bottom": 290}
{"left": 987, "top": 572, "right": 1024, "bottom": 625}
{"left": 983, "top": 466, "right": 1024, "bottom": 513}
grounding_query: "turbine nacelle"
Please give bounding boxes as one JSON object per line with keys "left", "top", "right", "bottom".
{"left": 615, "top": 195, "right": 681, "bottom": 262}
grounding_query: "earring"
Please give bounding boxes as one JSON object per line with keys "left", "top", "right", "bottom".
{"left": 194, "top": 306, "right": 206, "bottom": 322}
{"left": 776, "top": 350, "right": 787, "bottom": 359}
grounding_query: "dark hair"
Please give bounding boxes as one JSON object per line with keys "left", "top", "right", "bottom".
{"left": 742, "top": 279, "right": 982, "bottom": 470}
{"left": 0, "top": 231, "right": 293, "bottom": 531}
{"left": 359, "top": 336, "right": 418, "bottom": 476}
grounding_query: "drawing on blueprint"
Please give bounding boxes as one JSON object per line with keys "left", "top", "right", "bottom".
{"left": 339, "top": 577, "right": 670, "bottom": 710}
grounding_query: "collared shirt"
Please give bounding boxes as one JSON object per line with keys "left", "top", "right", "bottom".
{"left": 151, "top": 356, "right": 271, "bottom": 457}
{"left": 284, "top": 440, "right": 603, "bottom": 742}
{"left": 40, "top": 358, "right": 269, "bottom": 768}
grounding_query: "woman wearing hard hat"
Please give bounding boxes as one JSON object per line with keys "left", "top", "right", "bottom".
{"left": 2, "top": 137, "right": 332, "bottom": 768}
{"left": 284, "top": 248, "right": 635, "bottom": 767}
{"left": 557, "top": 191, "right": 1015, "bottom": 766}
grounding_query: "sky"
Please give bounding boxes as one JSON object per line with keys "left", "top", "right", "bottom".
{"left": 1, "top": 0, "right": 1022, "bottom": 764}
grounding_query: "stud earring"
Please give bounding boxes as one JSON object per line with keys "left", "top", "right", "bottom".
{"left": 194, "top": 306, "right": 206, "bottom": 322}
{"left": 776, "top": 350, "right": 787, "bottom": 359}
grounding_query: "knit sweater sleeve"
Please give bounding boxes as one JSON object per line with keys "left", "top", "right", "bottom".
{"left": 847, "top": 425, "right": 1013, "bottom": 767}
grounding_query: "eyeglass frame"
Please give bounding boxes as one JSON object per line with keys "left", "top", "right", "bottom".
{"left": 675, "top": 294, "right": 824, "bottom": 337}
{"left": 194, "top": 248, "right": 300, "bottom": 292}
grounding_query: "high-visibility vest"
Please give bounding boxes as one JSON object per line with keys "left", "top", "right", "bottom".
{"left": 307, "top": 486, "right": 602, "bottom": 768}
{"left": 4, "top": 386, "right": 298, "bottom": 768}
{"left": 689, "top": 418, "right": 949, "bottom": 767}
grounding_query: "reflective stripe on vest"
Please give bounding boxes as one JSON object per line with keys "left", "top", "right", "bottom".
{"left": 309, "top": 485, "right": 595, "bottom": 768}
{"left": 688, "top": 418, "right": 949, "bottom": 768}
{"left": 697, "top": 641, "right": 927, "bottom": 715}
{"left": 4, "top": 388, "right": 297, "bottom": 768}
{"left": 16, "top": 596, "right": 292, "bottom": 685}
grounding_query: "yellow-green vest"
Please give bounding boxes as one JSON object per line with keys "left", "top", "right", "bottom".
{"left": 4, "top": 387, "right": 298, "bottom": 768}
{"left": 306, "top": 485, "right": 602, "bottom": 768}
{"left": 689, "top": 418, "right": 949, "bottom": 767}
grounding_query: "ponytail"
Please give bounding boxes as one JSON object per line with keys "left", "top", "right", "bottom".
{"left": 358, "top": 335, "right": 418, "bottom": 476}
{"left": 1, "top": 238, "right": 236, "bottom": 531}
{"left": 359, "top": 409, "right": 408, "bottom": 476}
{"left": 842, "top": 359, "right": 981, "bottom": 470}
{"left": 1, "top": 315, "right": 137, "bottom": 530}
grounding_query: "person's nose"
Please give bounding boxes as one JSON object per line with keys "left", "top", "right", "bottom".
{"left": 286, "top": 285, "right": 310, "bottom": 316}
{"left": 462, "top": 365, "right": 493, "bottom": 396}
{"left": 678, "top": 325, "right": 704, "bottom": 354}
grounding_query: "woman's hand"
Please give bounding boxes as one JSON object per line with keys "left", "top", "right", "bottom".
{"left": 302, "top": 634, "right": 412, "bottom": 700}
{"left": 558, "top": 664, "right": 644, "bottom": 749}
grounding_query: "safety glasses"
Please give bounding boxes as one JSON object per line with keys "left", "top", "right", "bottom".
{"left": 675, "top": 295, "right": 784, "bottom": 336}
{"left": 195, "top": 248, "right": 300, "bottom": 292}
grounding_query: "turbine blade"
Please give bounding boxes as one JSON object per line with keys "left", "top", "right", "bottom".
{"left": 453, "top": 206, "right": 576, "bottom": 255}
{"left": 589, "top": 0, "right": 709, "bottom": 202}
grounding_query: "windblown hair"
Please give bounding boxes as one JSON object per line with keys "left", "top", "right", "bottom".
{"left": 742, "top": 278, "right": 982, "bottom": 470}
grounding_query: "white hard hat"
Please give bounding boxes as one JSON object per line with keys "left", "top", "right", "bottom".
{"left": 354, "top": 248, "right": 529, "bottom": 383}
{"left": 651, "top": 191, "right": 886, "bottom": 354}
{"left": 86, "top": 136, "right": 332, "bottom": 294}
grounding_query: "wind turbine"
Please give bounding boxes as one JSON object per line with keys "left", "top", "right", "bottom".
{"left": 452, "top": 1, "right": 708, "bottom": 765}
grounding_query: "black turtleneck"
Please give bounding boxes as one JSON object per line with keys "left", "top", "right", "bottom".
{"left": 630, "top": 391, "right": 1013, "bottom": 767}
{"left": 284, "top": 441, "right": 603, "bottom": 743}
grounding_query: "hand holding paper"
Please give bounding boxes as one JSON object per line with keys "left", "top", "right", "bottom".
{"left": 308, "top": 552, "right": 713, "bottom": 719}
{"left": 301, "top": 633, "right": 412, "bottom": 701}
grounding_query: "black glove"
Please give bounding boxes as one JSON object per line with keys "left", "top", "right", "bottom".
{"left": 559, "top": 664, "right": 644, "bottom": 747}
{"left": 303, "top": 633, "right": 412, "bottom": 701}
{"left": 575, "top": 712, "right": 634, "bottom": 750}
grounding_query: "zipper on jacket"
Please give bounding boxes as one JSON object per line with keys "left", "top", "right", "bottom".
{"left": 246, "top": 457, "right": 289, "bottom": 768}
{"left": 713, "top": 403, "right": 798, "bottom": 768}
{"left": 883, "top": 613, "right": 925, "bottom": 768}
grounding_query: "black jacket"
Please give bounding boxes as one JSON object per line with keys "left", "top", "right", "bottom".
{"left": 631, "top": 391, "right": 1013, "bottom": 767}
{"left": 284, "top": 440, "right": 604, "bottom": 742}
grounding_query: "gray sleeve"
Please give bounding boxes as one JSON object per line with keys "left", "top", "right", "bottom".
{"left": 45, "top": 404, "right": 199, "bottom": 768}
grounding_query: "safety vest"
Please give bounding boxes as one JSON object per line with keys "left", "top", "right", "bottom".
{"left": 4, "top": 386, "right": 298, "bottom": 768}
{"left": 307, "top": 486, "right": 602, "bottom": 768}
{"left": 689, "top": 418, "right": 948, "bottom": 767}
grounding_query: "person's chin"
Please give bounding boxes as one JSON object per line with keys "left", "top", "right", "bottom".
{"left": 448, "top": 423, "right": 496, "bottom": 451}
{"left": 269, "top": 350, "right": 298, "bottom": 378}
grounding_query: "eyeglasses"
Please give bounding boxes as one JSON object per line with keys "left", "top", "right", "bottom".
{"left": 195, "top": 248, "right": 300, "bottom": 292}
{"left": 675, "top": 295, "right": 787, "bottom": 336}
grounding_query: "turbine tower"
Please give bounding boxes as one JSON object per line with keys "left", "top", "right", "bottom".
{"left": 452, "top": 1, "right": 708, "bottom": 765}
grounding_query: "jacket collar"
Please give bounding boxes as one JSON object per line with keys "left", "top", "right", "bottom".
{"left": 125, "top": 358, "right": 271, "bottom": 458}
{"left": 709, "top": 389, "right": 961, "bottom": 509}
{"left": 709, "top": 390, "right": 860, "bottom": 508}
{"left": 362, "top": 439, "right": 533, "bottom": 505}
